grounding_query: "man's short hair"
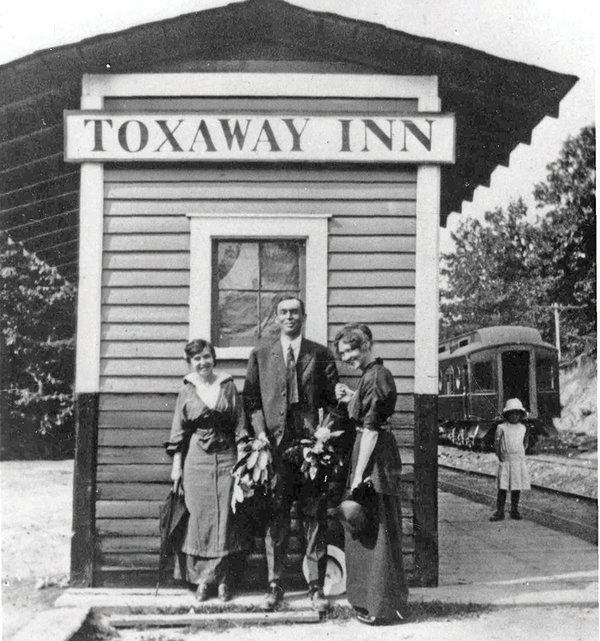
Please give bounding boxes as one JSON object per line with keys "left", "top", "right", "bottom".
{"left": 275, "top": 295, "right": 306, "bottom": 316}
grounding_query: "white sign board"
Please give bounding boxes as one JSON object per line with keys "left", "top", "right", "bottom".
{"left": 64, "top": 111, "right": 455, "bottom": 163}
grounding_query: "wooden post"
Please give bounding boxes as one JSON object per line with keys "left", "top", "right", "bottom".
{"left": 70, "top": 392, "right": 99, "bottom": 586}
{"left": 413, "top": 160, "right": 441, "bottom": 586}
{"left": 413, "top": 393, "right": 439, "bottom": 586}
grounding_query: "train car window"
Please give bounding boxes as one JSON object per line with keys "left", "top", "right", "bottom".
{"left": 443, "top": 367, "right": 455, "bottom": 395}
{"left": 472, "top": 361, "right": 494, "bottom": 392}
{"left": 536, "top": 357, "right": 556, "bottom": 390}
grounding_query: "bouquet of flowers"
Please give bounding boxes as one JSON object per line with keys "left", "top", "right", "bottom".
{"left": 284, "top": 411, "right": 345, "bottom": 483}
{"left": 231, "top": 432, "right": 274, "bottom": 513}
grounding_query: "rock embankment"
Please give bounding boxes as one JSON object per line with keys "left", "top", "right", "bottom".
{"left": 555, "top": 355, "right": 597, "bottom": 435}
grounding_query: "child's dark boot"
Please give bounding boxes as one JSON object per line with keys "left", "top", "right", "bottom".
{"left": 490, "top": 489, "right": 507, "bottom": 521}
{"left": 510, "top": 491, "right": 522, "bottom": 519}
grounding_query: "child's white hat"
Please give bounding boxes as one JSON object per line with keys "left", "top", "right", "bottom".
{"left": 502, "top": 398, "right": 527, "bottom": 417}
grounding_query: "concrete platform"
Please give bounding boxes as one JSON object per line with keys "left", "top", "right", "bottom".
{"left": 55, "top": 491, "right": 598, "bottom": 613}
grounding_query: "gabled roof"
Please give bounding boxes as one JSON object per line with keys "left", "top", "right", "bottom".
{"left": 0, "top": 0, "right": 577, "bottom": 280}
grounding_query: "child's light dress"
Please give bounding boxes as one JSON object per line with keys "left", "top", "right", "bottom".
{"left": 495, "top": 421, "right": 531, "bottom": 490}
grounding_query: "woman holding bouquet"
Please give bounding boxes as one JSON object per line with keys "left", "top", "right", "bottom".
{"left": 334, "top": 324, "right": 408, "bottom": 625}
{"left": 165, "top": 339, "right": 249, "bottom": 602}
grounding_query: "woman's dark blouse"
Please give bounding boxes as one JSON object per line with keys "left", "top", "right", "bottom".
{"left": 348, "top": 358, "right": 397, "bottom": 430}
{"left": 348, "top": 358, "right": 402, "bottom": 496}
{"left": 165, "top": 376, "right": 249, "bottom": 455}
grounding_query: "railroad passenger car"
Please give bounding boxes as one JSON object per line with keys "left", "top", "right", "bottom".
{"left": 438, "top": 326, "right": 560, "bottom": 451}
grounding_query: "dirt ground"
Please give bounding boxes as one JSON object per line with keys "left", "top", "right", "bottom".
{"left": 114, "top": 606, "right": 597, "bottom": 641}
{"left": 1, "top": 459, "right": 73, "bottom": 639}
{"left": 1, "top": 459, "right": 597, "bottom": 641}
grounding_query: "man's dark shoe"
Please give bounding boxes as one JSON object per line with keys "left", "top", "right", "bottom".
{"left": 309, "top": 586, "right": 330, "bottom": 613}
{"left": 489, "top": 512, "right": 505, "bottom": 522}
{"left": 510, "top": 511, "right": 523, "bottom": 520}
{"left": 261, "top": 583, "right": 284, "bottom": 611}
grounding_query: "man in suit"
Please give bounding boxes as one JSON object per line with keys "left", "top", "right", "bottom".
{"left": 243, "top": 295, "right": 341, "bottom": 612}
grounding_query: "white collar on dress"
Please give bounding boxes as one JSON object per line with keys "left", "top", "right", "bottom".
{"left": 184, "top": 370, "right": 231, "bottom": 386}
{"left": 184, "top": 370, "right": 232, "bottom": 408}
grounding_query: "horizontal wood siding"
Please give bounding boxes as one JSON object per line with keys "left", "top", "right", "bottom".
{"left": 97, "top": 163, "right": 417, "bottom": 585}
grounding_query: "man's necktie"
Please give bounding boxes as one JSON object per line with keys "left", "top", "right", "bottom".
{"left": 286, "top": 345, "right": 299, "bottom": 405}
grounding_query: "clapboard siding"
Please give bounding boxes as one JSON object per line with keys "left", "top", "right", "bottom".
{"left": 100, "top": 340, "right": 415, "bottom": 359}
{"left": 104, "top": 235, "right": 190, "bottom": 252}
{"left": 99, "top": 375, "right": 416, "bottom": 394}
{"left": 98, "top": 447, "right": 170, "bottom": 465}
{"left": 328, "top": 271, "right": 415, "bottom": 288}
{"left": 329, "top": 236, "right": 415, "bottom": 253}
{"left": 103, "top": 271, "right": 190, "bottom": 287}
{"left": 101, "top": 342, "right": 188, "bottom": 358}
{"left": 102, "top": 288, "right": 189, "bottom": 305}
{"left": 96, "top": 164, "right": 418, "bottom": 585}
{"left": 103, "top": 254, "right": 189, "bottom": 270}
{"left": 105, "top": 182, "right": 416, "bottom": 201}
{"left": 101, "top": 324, "right": 189, "bottom": 340}
{"left": 103, "top": 233, "right": 416, "bottom": 253}
{"left": 106, "top": 199, "right": 416, "bottom": 217}
{"left": 98, "top": 393, "right": 414, "bottom": 412}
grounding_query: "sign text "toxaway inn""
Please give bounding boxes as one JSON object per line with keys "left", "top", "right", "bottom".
{"left": 64, "top": 112, "right": 455, "bottom": 163}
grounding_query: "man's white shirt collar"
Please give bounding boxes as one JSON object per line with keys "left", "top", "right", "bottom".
{"left": 281, "top": 335, "right": 302, "bottom": 364}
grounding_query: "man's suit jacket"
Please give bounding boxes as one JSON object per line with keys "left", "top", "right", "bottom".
{"left": 243, "top": 337, "right": 340, "bottom": 446}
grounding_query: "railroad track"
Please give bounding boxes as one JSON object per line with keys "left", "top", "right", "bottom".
{"left": 438, "top": 463, "right": 598, "bottom": 545}
{"left": 526, "top": 455, "right": 596, "bottom": 470}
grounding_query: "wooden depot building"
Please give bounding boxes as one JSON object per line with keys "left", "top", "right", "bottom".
{"left": 0, "top": 0, "right": 576, "bottom": 588}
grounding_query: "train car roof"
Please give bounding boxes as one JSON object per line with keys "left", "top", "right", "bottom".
{"left": 439, "top": 325, "right": 557, "bottom": 361}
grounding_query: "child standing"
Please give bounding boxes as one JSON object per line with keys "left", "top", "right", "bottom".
{"left": 490, "top": 398, "right": 531, "bottom": 521}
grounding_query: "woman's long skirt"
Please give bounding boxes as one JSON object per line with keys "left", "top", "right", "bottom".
{"left": 180, "top": 439, "right": 247, "bottom": 585}
{"left": 344, "top": 491, "right": 408, "bottom": 620}
{"left": 344, "top": 431, "right": 408, "bottom": 620}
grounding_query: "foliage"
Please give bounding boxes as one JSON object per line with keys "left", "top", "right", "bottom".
{"left": 440, "top": 199, "right": 553, "bottom": 341}
{"left": 440, "top": 126, "right": 596, "bottom": 359}
{"left": 0, "top": 233, "right": 76, "bottom": 457}
{"left": 534, "top": 125, "right": 596, "bottom": 357}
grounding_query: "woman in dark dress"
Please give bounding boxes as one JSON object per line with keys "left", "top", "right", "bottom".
{"left": 334, "top": 324, "right": 408, "bottom": 625}
{"left": 166, "top": 339, "right": 249, "bottom": 602}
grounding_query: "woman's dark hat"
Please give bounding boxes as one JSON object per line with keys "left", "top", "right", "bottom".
{"left": 336, "top": 498, "right": 368, "bottom": 536}
{"left": 335, "top": 478, "right": 377, "bottom": 537}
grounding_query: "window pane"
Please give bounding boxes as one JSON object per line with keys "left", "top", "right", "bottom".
{"left": 260, "top": 242, "right": 300, "bottom": 289}
{"left": 216, "top": 291, "right": 258, "bottom": 347}
{"left": 472, "top": 361, "right": 494, "bottom": 391}
{"left": 259, "top": 291, "right": 301, "bottom": 339}
{"left": 536, "top": 358, "right": 555, "bottom": 390}
{"left": 217, "top": 242, "right": 259, "bottom": 290}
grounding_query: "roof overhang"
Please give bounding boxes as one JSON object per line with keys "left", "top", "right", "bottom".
{"left": 0, "top": 0, "right": 577, "bottom": 279}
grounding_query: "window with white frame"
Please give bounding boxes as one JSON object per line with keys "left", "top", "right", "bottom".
{"left": 213, "top": 239, "right": 306, "bottom": 347}
{"left": 188, "top": 214, "right": 329, "bottom": 359}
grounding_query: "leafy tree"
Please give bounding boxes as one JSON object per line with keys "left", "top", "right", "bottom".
{"left": 534, "top": 125, "right": 596, "bottom": 357}
{"left": 440, "top": 126, "right": 595, "bottom": 359}
{"left": 440, "top": 199, "right": 553, "bottom": 342}
{"left": 0, "top": 233, "right": 76, "bottom": 458}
